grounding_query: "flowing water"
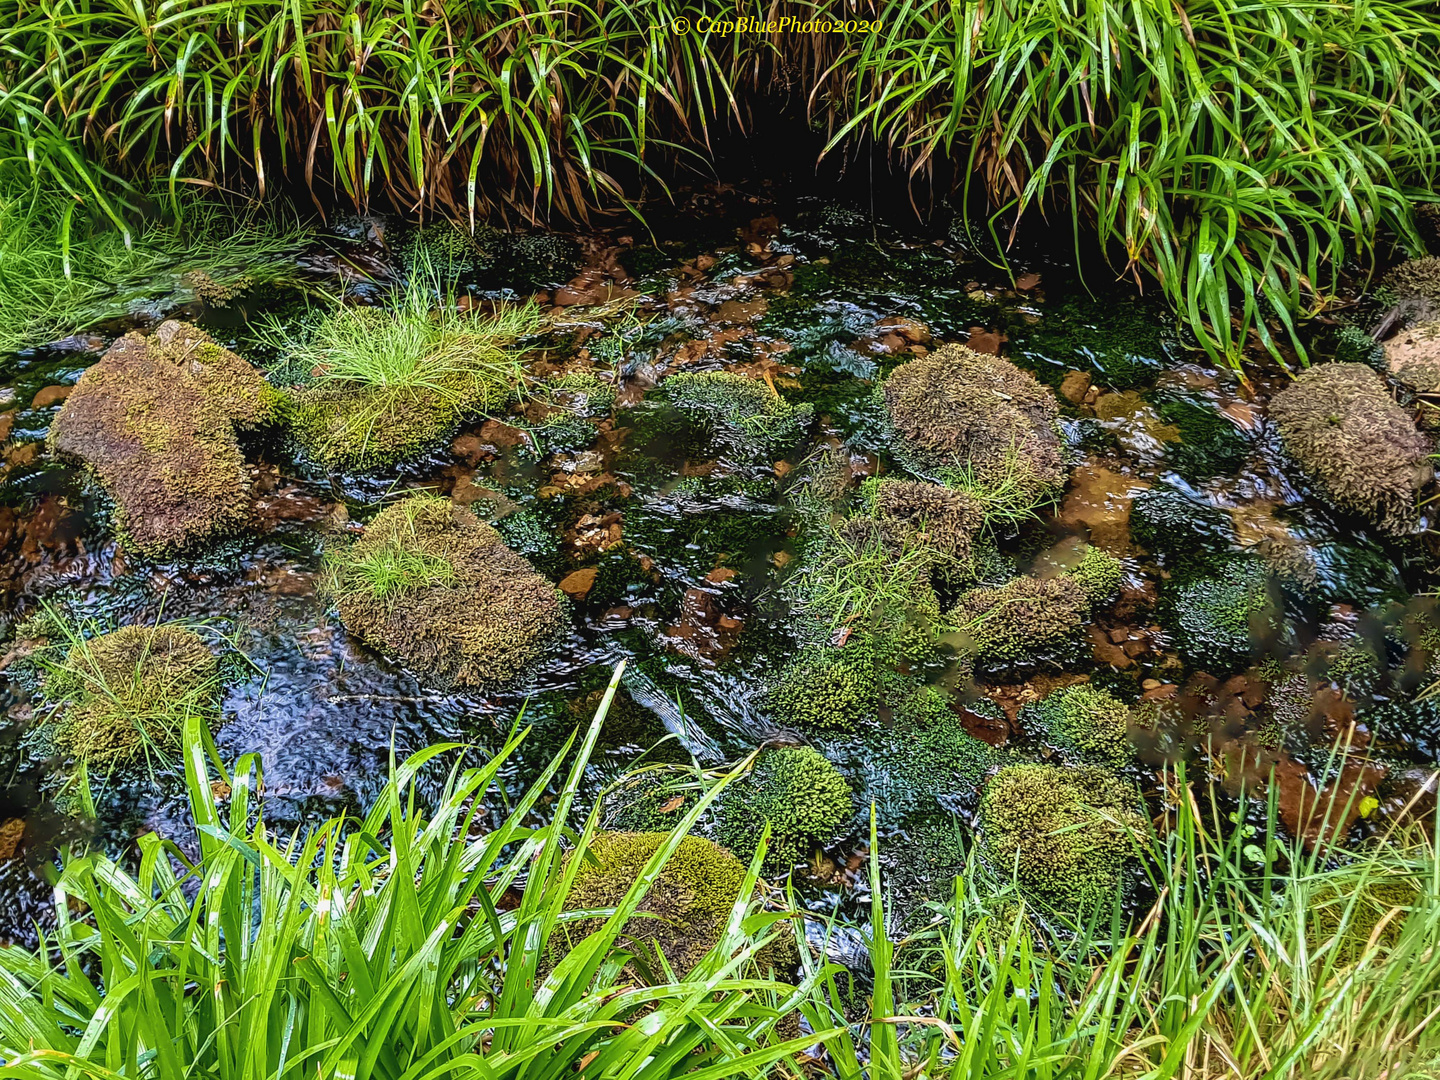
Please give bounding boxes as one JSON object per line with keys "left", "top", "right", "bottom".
{"left": 1, "top": 190, "right": 1437, "bottom": 945}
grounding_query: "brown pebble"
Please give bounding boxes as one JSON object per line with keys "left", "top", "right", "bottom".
{"left": 31, "top": 385, "right": 72, "bottom": 409}
{"left": 1060, "top": 370, "right": 1092, "bottom": 406}
{"left": 559, "top": 567, "right": 598, "bottom": 598}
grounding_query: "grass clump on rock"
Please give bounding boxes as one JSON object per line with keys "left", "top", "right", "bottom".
{"left": 716, "top": 746, "right": 853, "bottom": 873}
{"left": 881, "top": 344, "right": 1065, "bottom": 520}
{"left": 658, "top": 371, "right": 814, "bottom": 459}
{"left": 325, "top": 494, "right": 564, "bottom": 688}
{"left": 979, "top": 763, "right": 1143, "bottom": 914}
{"left": 36, "top": 622, "right": 222, "bottom": 772}
{"left": 49, "top": 321, "right": 282, "bottom": 554}
{"left": 271, "top": 276, "right": 540, "bottom": 471}
{"left": 555, "top": 831, "right": 794, "bottom": 977}
{"left": 1021, "top": 684, "right": 1132, "bottom": 766}
{"left": 1270, "top": 363, "right": 1432, "bottom": 535}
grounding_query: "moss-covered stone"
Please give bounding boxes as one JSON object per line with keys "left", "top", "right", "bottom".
{"left": 1068, "top": 543, "right": 1123, "bottom": 605}
{"left": 657, "top": 371, "right": 814, "bottom": 459}
{"left": 1171, "top": 557, "right": 1283, "bottom": 668}
{"left": 869, "top": 478, "right": 984, "bottom": 561}
{"left": 716, "top": 746, "right": 854, "bottom": 873}
{"left": 979, "top": 763, "right": 1143, "bottom": 914}
{"left": 881, "top": 344, "right": 1065, "bottom": 508}
{"left": 950, "top": 574, "right": 1089, "bottom": 662}
{"left": 556, "top": 831, "right": 795, "bottom": 977}
{"left": 1021, "top": 684, "right": 1132, "bottom": 766}
{"left": 40, "top": 624, "right": 221, "bottom": 769}
{"left": 327, "top": 496, "right": 564, "bottom": 688}
{"left": 49, "top": 321, "right": 281, "bottom": 554}
{"left": 1379, "top": 257, "right": 1440, "bottom": 325}
{"left": 1270, "top": 363, "right": 1432, "bottom": 535}
{"left": 763, "top": 644, "right": 881, "bottom": 731}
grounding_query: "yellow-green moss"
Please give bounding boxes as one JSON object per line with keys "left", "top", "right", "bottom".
{"left": 1305, "top": 877, "right": 1421, "bottom": 966}
{"left": 1022, "top": 684, "right": 1133, "bottom": 765}
{"left": 950, "top": 574, "right": 1089, "bottom": 662}
{"left": 715, "top": 746, "right": 854, "bottom": 873}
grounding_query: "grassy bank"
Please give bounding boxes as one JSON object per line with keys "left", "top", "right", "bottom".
{"left": 0, "top": 668, "right": 1435, "bottom": 1079}
{"left": 3, "top": 0, "right": 1440, "bottom": 366}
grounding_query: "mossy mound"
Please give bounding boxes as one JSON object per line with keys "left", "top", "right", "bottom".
{"left": 327, "top": 496, "right": 564, "bottom": 688}
{"left": 1068, "top": 543, "right": 1123, "bottom": 605}
{"left": 1379, "top": 257, "right": 1440, "bottom": 325}
{"left": 1305, "top": 877, "right": 1420, "bottom": 966}
{"left": 716, "top": 746, "right": 854, "bottom": 873}
{"left": 881, "top": 344, "right": 1065, "bottom": 506}
{"left": 657, "top": 371, "right": 814, "bottom": 459}
{"left": 979, "top": 763, "right": 1143, "bottom": 914}
{"left": 1270, "top": 363, "right": 1432, "bottom": 535}
{"left": 950, "top": 574, "right": 1089, "bottom": 663}
{"left": 556, "top": 832, "right": 794, "bottom": 977}
{"left": 1171, "top": 557, "right": 1283, "bottom": 668}
{"left": 39, "top": 625, "right": 221, "bottom": 769}
{"left": 763, "top": 644, "right": 881, "bottom": 731}
{"left": 868, "top": 684, "right": 1001, "bottom": 823}
{"left": 869, "top": 478, "right": 984, "bottom": 560}
{"left": 1021, "top": 684, "right": 1132, "bottom": 766}
{"left": 49, "top": 321, "right": 281, "bottom": 554}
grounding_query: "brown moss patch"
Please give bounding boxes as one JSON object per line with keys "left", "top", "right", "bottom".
{"left": 49, "top": 321, "right": 280, "bottom": 554}
{"left": 329, "top": 496, "right": 564, "bottom": 688}
{"left": 1270, "top": 363, "right": 1432, "bottom": 535}
{"left": 872, "top": 479, "right": 984, "bottom": 560}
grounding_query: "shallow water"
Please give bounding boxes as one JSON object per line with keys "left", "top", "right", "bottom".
{"left": 1, "top": 190, "right": 1437, "bottom": 945}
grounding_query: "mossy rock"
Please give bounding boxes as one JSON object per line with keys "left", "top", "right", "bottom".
{"left": 327, "top": 496, "right": 564, "bottom": 688}
{"left": 950, "top": 574, "right": 1089, "bottom": 663}
{"left": 1270, "top": 363, "right": 1432, "bottom": 535}
{"left": 657, "top": 371, "right": 815, "bottom": 460}
{"left": 762, "top": 644, "right": 882, "bottom": 731}
{"left": 868, "top": 478, "right": 984, "bottom": 561}
{"left": 1068, "top": 543, "right": 1123, "bottom": 605}
{"left": 881, "top": 344, "right": 1065, "bottom": 510}
{"left": 716, "top": 746, "right": 854, "bottom": 873}
{"left": 1171, "top": 557, "right": 1283, "bottom": 668}
{"left": 555, "top": 831, "right": 796, "bottom": 979}
{"left": 1379, "top": 257, "right": 1440, "bottom": 326}
{"left": 49, "top": 321, "right": 281, "bottom": 554}
{"left": 865, "top": 684, "right": 1001, "bottom": 824}
{"left": 39, "top": 624, "right": 221, "bottom": 769}
{"left": 979, "top": 763, "right": 1143, "bottom": 914}
{"left": 1021, "top": 684, "right": 1132, "bottom": 766}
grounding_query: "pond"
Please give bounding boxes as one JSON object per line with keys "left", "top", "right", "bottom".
{"left": 1, "top": 187, "right": 1437, "bottom": 948}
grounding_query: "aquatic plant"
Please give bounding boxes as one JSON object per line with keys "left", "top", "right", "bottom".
{"left": 716, "top": 746, "right": 854, "bottom": 873}
{"left": 869, "top": 684, "right": 1001, "bottom": 820}
{"left": 0, "top": 679, "right": 838, "bottom": 1080}
{"left": 978, "top": 762, "right": 1143, "bottom": 914}
{"left": 1171, "top": 557, "right": 1282, "bottom": 668}
{"left": 950, "top": 574, "right": 1089, "bottom": 663}
{"left": 268, "top": 271, "right": 540, "bottom": 470}
{"left": 1271, "top": 363, "right": 1433, "bottom": 536}
{"left": 1155, "top": 394, "right": 1250, "bottom": 480}
{"left": 49, "top": 321, "right": 282, "bottom": 554}
{"left": 762, "top": 643, "right": 881, "bottom": 732}
{"left": 1129, "top": 484, "right": 1233, "bottom": 569}
{"left": 867, "top": 478, "right": 984, "bottom": 561}
{"left": 1067, "top": 543, "right": 1123, "bottom": 605}
{"left": 32, "top": 620, "right": 223, "bottom": 775}
{"left": 325, "top": 495, "right": 564, "bottom": 688}
{"left": 657, "top": 371, "right": 814, "bottom": 459}
{"left": 1021, "top": 684, "right": 1132, "bottom": 766}
{"left": 556, "top": 831, "right": 795, "bottom": 977}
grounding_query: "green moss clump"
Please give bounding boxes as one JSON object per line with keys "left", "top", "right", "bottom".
{"left": 1270, "top": 363, "right": 1432, "bottom": 535}
{"left": 950, "top": 574, "right": 1089, "bottom": 662}
{"left": 1155, "top": 394, "right": 1250, "bottom": 480}
{"left": 1022, "top": 684, "right": 1132, "bottom": 766}
{"left": 1305, "top": 877, "right": 1420, "bottom": 966}
{"left": 763, "top": 644, "right": 880, "bottom": 731}
{"left": 716, "top": 746, "right": 854, "bottom": 872}
{"left": 401, "top": 220, "right": 502, "bottom": 275}
{"left": 869, "top": 478, "right": 984, "bottom": 560}
{"left": 556, "top": 832, "right": 794, "bottom": 977}
{"left": 1172, "top": 557, "right": 1282, "bottom": 667}
{"left": 657, "top": 371, "right": 815, "bottom": 458}
{"left": 326, "top": 495, "right": 565, "bottom": 688}
{"left": 1333, "top": 324, "right": 1385, "bottom": 369}
{"left": 979, "top": 763, "right": 1143, "bottom": 914}
{"left": 605, "top": 770, "right": 699, "bottom": 832}
{"left": 39, "top": 624, "right": 221, "bottom": 769}
{"left": 1068, "top": 543, "right": 1123, "bottom": 605}
{"left": 881, "top": 344, "right": 1065, "bottom": 512}
{"left": 49, "top": 321, "right": 281, "bottom": 554}
{"left": 544, "top": 371, "right": 617, "bottom": 418}
{"left": 1129, "top": 485, "right": 1232, "bottom": 570}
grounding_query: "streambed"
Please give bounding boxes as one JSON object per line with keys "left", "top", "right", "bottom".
{"left": 1, "top": 190, "right": 1437, "bottom": 947}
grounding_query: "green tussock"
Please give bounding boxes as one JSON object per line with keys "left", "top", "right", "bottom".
{"left": 1021, "top": 683, "right": 1133, "bottom": 766}
{"left": 716, "top": 746, "right": 853, "bottom": 873}
{"left": 763, "top": 644, "right": 881, "bottom": 732}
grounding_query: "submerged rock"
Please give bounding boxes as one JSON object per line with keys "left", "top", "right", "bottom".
{"left": 881, "top": 343, "right": 1064, "bottom": 507}
{"left": 49, "top": 321, "right": 281, "bottom": 553}
{"left": 327, "top": 495, "right": 564, "bottom": 688}
{"left": 1270, "top": 363, "right": 1432, "bottom": 535}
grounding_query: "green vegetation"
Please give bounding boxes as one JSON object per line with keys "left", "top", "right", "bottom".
{"left": 657, "top": 371, "right": 814, "bottom": 460}
{"left": 49, "top": 321, "right": 283, "bottom": 554}
{"left": 978, "top": 762, "right": 1144, "bottom": 914}
{"left": 325, "top": 495, "right": 564, "bottom": 688}
{"left": 867, "top": 477, "right": 984, "bottom": 560}
{"left": 716, "top": 746, "right": 853, "bottom": 872}
{"left": 1021, "top": 683, "right": 1133, "bottom": 766}
{"left": 762, "top": 644, "right": 880, "bottom": 731}
{"left": 1156, "top": 394, "right": 1250, "bottom": 481}
{"left": 267, "top": 272, "right": 540, "bottom": 470}
{"left": 1172, "top": 556, "right": 1282, "bottom": 668}
{"left": 556, "top": 831, "right": 795, "bottom": 977}
{"left": 32, "top": 620, "right": 223, "bottom": 775}
{"left": 1271, "top": 363, "right": 1433, "bottom": 536}
{"left": 950, "top": 573, "right": 1090, "bottom": 663}
{"left": 1068, "top": 543, "right": 1123, "bottom": 605}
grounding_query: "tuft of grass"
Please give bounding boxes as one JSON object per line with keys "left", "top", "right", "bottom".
{"left": 322, "top": 493, "right": 459, "bottom": 603}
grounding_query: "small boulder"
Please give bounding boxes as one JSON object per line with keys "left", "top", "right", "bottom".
{"left": 49, "top": 322, "right": 280, "bottom": 554}
{"left": 1270, "top": 363, "right": 1432, "bottom": 535}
